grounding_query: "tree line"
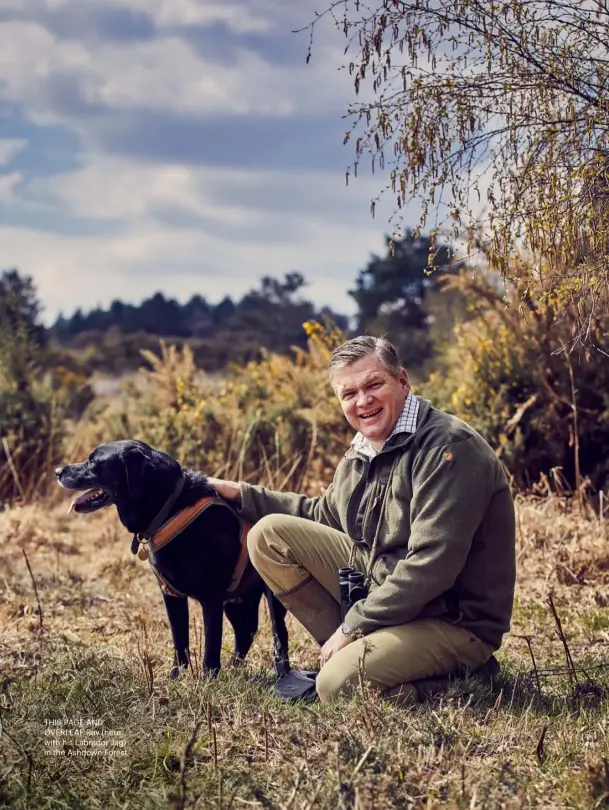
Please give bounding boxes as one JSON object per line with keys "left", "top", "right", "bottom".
{"left": 4, "top": 227, "right": 609, "bottom": 496}
{"left": 42, "top": 232, "right": 452, "bottom": 374}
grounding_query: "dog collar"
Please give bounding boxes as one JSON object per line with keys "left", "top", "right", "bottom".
{"left": 135, "top": 496, "right": 252, "bottom": 596}
{"left": 130, "top": 473, "right": 186, "bottom": 557}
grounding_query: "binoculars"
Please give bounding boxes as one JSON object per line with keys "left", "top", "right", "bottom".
{"left": 338, "top": 567, "right": 369, "bottom": 621}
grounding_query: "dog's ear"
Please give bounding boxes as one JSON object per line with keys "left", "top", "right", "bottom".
{"left": 121, "top": 446, "right": 149, "bottom": 500}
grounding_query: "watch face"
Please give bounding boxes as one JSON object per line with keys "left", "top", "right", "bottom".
{"left": 341, "top": 622, "right": 351, "bottom": 636}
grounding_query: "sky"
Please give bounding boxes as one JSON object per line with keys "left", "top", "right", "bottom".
{"left": 0, "top": 0, "right": 419, "bottom": 326}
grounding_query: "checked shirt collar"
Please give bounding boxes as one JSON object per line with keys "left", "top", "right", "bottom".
{"left": 350, "top": 391, "right": 419, "bottom": 460}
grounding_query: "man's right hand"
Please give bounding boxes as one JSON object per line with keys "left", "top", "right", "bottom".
{"left": 207, "top": 478, "right": 242, "bottom": 504}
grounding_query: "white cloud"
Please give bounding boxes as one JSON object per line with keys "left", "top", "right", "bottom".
{"left": 130, "top": 0, "right": 274, "bottom": 31}
{"left": 0, "top": 138, "right": 27, "bottom": 165}
{"left": 93, "top": 38, "right": 301, "bottom": 116}
{"left": 0, "top": 171, "right": 22, "bottom": 202}
{"left": 124, "top": 0, "right": 330, "bottom": 38}
{"left": 0, "top": 0, "right": 313, "bottom": 36}
{"left": 0, "top": 22, "right": 88, "bottom": 102}
{"left": 32, "top": 159, "right": 230, "bottom": 221}
{"left": 25, "top": 154, "right": 400, "bottom": 226}
{"left": 0, "top": 10, "right": 349, "bottom": 123}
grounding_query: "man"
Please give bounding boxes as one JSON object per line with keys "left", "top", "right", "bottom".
{"left": 210, "top": 335, "right": 516, "bottom": 703}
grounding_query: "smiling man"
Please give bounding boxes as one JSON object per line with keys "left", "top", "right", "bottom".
{"left": 210, "top": 336, "right": 516, "bottom": 703}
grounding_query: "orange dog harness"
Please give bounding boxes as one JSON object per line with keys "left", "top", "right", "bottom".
{"left": 136, "top": 496, "right": 251, "bottom": 599}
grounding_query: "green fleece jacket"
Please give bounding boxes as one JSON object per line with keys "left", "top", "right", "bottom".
{"left": 239, "top": 397, "right": 516, "bottom": 649}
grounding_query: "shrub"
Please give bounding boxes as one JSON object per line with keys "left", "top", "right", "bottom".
{"left": 419, "top": 261, "right": 609, "bottom": 493}
{"left": 0, "top": 270, "right": 94, "bottom": 503}
{"left": 73, "top": 322, "right": 350, "bottom": 494}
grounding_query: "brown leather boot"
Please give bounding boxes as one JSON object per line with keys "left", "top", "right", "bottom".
{"left": 277, "top": 577, "right": 342, "bottom": 645}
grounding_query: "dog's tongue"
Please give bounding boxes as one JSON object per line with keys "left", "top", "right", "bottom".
{"left": 67, "top": 489, "right": 98, "bottom": 514}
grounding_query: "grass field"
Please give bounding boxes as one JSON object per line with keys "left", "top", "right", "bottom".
{"left": 1, "top": 490, "right": 608, "bottom": 809}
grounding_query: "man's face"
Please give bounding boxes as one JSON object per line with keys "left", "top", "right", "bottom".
{"left": 333, "top": 354, "right": 409, "bottom": 450}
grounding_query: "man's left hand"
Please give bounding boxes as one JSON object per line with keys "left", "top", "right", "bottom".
{"left": 320, "top": 625, "right": 354, "bottom": 666}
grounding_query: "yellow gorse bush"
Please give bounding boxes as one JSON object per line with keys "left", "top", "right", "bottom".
{"left": 74, "top": 323, "right": 350, "bottom": 495}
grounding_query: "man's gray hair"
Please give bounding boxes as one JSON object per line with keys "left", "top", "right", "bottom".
{"left": 329, "top": 336, "right": 402, "bottom": 380}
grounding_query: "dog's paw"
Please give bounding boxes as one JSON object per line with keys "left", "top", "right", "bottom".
{"left": 201, "top": 666, "right": 220, "bottom": 680}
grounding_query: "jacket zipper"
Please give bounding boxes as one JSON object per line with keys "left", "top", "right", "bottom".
{"left": 360, "top": 454, "right": 383, "bottom": 547}
{"left": 346, "top": 459, "right": 370, "bottom": 542}
{"left": 362, "top": 493, "right": 381, "bottom": 547}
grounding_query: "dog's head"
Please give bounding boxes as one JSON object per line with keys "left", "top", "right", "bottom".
{"left": 56, "top": 439, "right": 182, "bottom": 532}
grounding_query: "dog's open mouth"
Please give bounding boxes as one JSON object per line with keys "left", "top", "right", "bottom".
{"left": 68, "top": 488, "right": 114, "bottom": 514}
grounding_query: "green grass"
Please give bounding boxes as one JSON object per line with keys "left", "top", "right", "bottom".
{"left": 1, "top": 637, "right": 608, "bottom": 809}
{"left": 581, "top": 609, "right": 609, "bottom": 636}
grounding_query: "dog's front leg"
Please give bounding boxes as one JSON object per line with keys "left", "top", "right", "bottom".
{"left": 201, "top": 598, "right": 224, "bottom": 676}
{"left": 162, "top": 592, "right": 190, "bottom": 678}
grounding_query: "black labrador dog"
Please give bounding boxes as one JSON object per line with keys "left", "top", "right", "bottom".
{"left": 55, "top": 439, "right": 290, "bottom": 678}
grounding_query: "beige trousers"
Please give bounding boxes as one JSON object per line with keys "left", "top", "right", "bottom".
{"left": 247, "top": 514, "right": 494, "bottom": 703}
